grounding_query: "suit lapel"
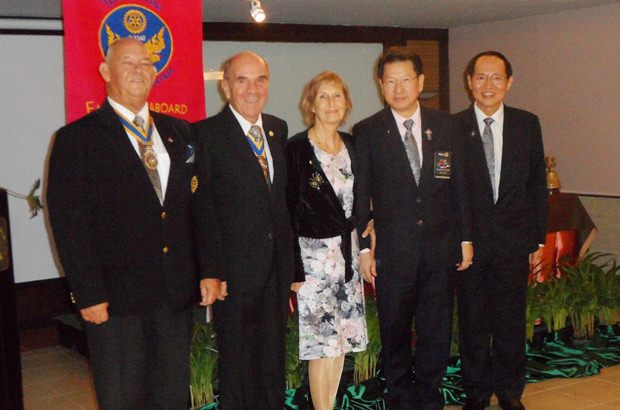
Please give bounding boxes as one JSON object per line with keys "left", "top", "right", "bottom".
{"left": 221, "top": 107, "right": 272, "bottom": 194}
{"left": 96, "top": 102, "right": 151, "bottom": 183}
{"left": 381, "top": 108, "right": 418, "bottom": 189}
{"left": 263, "top": 116, "right": 284, "bottom": 192}
{"left": 155, "top": 113, "right": 185, "bottom": 206}
{"left": 419, "top": 107, "right": 435, "bottom": 188}
{"left": 464, "top": 107, "right": 494, "bottom": 196}
{"left": 498, "top": 106, "right": 517, "bottom": 200}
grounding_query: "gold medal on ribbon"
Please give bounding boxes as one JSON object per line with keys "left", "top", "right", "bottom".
{"left": 144, "top": 148, "right": 159, "bottom": 170}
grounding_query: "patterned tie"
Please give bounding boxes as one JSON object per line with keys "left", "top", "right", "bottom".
{"left": 482, "top": 117, "right": 497, "bottom": 203}
{"left": 134, "top": 115, "right": 163, "bottom": 204}
{"left": 248, "top": 125, "right": 271, "bottom": 187}
{"left": 403, "top": 119, "right": 421, "bottom": 185}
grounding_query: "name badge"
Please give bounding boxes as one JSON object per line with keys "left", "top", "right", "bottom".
{"left": 434, "top": 151, "right": 451, "bottom": 179}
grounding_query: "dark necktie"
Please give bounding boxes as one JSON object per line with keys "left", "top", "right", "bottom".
{"left": 482, "top": 117, "right": 497, "bottom": 203}
{"left": 248, "top": 125, "right": 271, "bottom": 187}
{"left": 134, "top": 115, "right": 163, "bottom": 204}
{"left": 403, "top": 119, "right": 421, "bottom": 185}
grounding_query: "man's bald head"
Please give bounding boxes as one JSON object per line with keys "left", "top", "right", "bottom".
{"left": 99, "top": 38, "right": 157, "bottom": 114}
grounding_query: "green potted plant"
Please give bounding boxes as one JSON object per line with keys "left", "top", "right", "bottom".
{"left": 189, "top": 320, "right": 218, "bottom": 408}
{"left": 352, "top": 296, "right": 381, "bottom": 384}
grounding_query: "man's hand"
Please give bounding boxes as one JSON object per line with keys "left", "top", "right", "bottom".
{"left": 360, "top": 252, "right": 377, "bottom": 283}
{"left": 200, "top": 278, "right": 224, "bottom": 306}
{"left": 456, "top": 242, "right": 474, "bottom": 271}
{"left": 361, "top": 219, "right": 376, "bottom": 253}
{"left": 529, "top": 246, "right": 544, "bottom": 266}
{"left": 290, "top": 282, "right": 304, "bottom": 293}
{"left": 80, "top": 302, "right": 109, "bottom": 325}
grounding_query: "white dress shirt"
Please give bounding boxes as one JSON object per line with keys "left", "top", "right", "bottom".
{"left": 108, "top": 97, "right": 170, "bottom": 201}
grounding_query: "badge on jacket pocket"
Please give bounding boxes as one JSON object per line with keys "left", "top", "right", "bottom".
{"left": 434, "top": 151, "right": 451, "bottom": 179}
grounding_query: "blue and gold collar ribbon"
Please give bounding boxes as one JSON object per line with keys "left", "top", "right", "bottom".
{"left": 115, "top": 110, "right": 154, "bottom": 144}
{"left": 246, "top": 132, "right": 265, "bottom": 156}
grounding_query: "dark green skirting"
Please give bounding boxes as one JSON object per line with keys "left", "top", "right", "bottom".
{"left": 198, "top": 324, "right": 620, "bottom": 409}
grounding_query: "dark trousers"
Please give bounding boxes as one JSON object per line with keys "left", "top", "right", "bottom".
{"left": 213, "top": 268, "right": 290, "bottom": 410}
{"left": 85, "top": 302, "right": 192, "bottom": 410}
{"left": 456, "top": 253, "right": 529, "bottom": 401}
{"left": 376, "top": 259, "right": 452, "bottom": 410}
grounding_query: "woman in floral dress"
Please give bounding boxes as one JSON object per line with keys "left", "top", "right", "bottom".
{"left": 286, "top": 71, "right": 369, "bottom": 410}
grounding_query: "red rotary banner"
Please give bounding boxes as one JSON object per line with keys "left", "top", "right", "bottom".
{"left": 62, "top": 0, "right": 205, "bottom": 123}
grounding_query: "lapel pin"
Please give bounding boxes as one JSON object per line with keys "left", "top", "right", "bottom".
{"left": 425, "top": 129, "right": 433, "bottom": 141}
{"left": 268, "top": 130, "right": 274, "bottom": 137}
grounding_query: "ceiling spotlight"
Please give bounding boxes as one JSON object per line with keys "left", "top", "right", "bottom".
{"left": 249, "top": 0, "right": 266, "bottom": 23}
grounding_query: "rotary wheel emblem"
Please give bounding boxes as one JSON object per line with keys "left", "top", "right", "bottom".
{"left": 123, "top": 9, "right": 147, "bottom": 34}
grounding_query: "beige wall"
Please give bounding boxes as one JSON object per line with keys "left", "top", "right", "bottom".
{"left": 449, "top": 2, "right": 620, "bottom": 197}
{"left": 449, "top": 3, "right": 620, "bottom": 259}
{"left": 579, "top": 195, "right": 620, "bottom": 257}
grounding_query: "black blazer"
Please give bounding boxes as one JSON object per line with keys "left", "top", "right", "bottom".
{"left": 285, "top": 130, "right": 358, "bottom": 282}
{"left": 47, "top": 100, "right": 198, "bottom": 315}
{"left": 454, "top": 105, "right": 547, "bottom": 258}
{"left": 353, "top": 106, "right": 472, "bottom": 274}
{"left": 192, "top": 106, "right": 295, "bottom": 292}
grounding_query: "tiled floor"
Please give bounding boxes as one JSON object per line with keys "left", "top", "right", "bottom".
{"left": 18, "top": 345, "right": 620, "bottom": 409}
{"left": 20, "top": 345, "right": 98, "bottom": 410}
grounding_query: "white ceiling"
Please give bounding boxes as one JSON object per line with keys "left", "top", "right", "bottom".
{"left": 0, "top": 0, "right": 619, "bottom": 28}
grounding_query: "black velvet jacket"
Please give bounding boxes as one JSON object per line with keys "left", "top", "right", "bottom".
{"left": 285, "top": 130, "right": 358, "bottom": 283}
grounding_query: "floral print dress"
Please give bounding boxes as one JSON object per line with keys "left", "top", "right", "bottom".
{"left": 297, "top": 141, "right": 368, "bottom": 360}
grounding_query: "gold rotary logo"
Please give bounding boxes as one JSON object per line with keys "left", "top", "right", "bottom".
{"left": 99, "top": 5, "right": 173, "bottom": 74}
{"left": 123, "top": 9, "right": 147, "bottom": 34}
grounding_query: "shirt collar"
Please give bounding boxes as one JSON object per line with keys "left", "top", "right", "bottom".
{"left": 391, "top": 104, "right": 421, "bottom": 135}
{"left": 228, "top": 104, "right": 263, "bottom": 136}
{"left": 474, "top": 101, "right": 504, "bottom": 124}
{"left": 108, "top": 97, "right": 149, "bottom": 123}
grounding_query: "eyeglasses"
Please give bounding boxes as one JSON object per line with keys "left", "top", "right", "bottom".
{"left": 472, "top": 73, "right": 507, "bottom": 85}
{"left": 382, "top": 75, "right": 419, "bottom": 87}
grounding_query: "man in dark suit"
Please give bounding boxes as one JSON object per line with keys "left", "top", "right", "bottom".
{"left": 353, "top": 46, "right": 473, "bottom": 410}
{"left": 454, "top": 51, "right": 547, "bottom": 410}
{"left": 192, "top": 51, "right": 294, "bottom": 409}
{"left": 47, "top": 38, "right": 197, "bottom": 409}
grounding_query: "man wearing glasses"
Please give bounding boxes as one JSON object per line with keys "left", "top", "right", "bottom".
{"left": 353, "top": 46, "right": 473, "bottom": 410}
{"left": 454, "top": 51, "right": 547, "bottom": 410}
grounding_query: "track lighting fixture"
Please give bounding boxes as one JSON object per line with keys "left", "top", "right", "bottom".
{"left": 249, "top": 0, "right": 266, "bottom": 23}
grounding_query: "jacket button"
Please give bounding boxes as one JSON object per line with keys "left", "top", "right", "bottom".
{"left": 416, "top": 220, "right": 424, "bottom": 226}
{"left": 161, "top": 211, "right": 167, "bottom": 220}
{"left": 415, "top": 197, "right": 422, "bottom": 204}
{"left": 267, "top": 232, "right": 273, "bottom": 240}
{"left": 163, "top": 246, "right": 169, "bottom": 253}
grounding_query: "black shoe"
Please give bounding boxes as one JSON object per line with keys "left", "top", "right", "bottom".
{"left": 499, "top": 399, "right": 526, "bottom": 410}
{"left": 462, "top": 397, "right": 489, "bottom": 410}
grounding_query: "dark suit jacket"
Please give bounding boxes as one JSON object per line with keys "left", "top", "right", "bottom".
{"left": 192, "top": 106, "right": 294, "bottom": 292}
{"left": 285, "top": 130, "right": 358, "bottom": 282}
{"left": 47, "top": 100, "right": 198, "bottom": 315}
{"left": 353, "top": 106, "right": 471, "bottom": 275}
{"left": 454, "top": 105, "right": 547, "bottom": 258}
